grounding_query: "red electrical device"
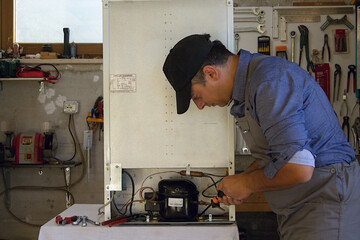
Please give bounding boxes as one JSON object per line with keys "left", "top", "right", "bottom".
{"left": 12, "top": 133, "right": 44, "bottom": 164}
{"left": 17, "top": 66, "right": 45, "bottom": 78}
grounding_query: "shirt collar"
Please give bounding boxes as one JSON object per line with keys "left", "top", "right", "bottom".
{"left": 230, "top": 49, "right": 254, "bottom": 117}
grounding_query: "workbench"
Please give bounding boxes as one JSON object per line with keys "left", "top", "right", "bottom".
{"left": 38, "top": 204, "right": 239, "bottom": 240}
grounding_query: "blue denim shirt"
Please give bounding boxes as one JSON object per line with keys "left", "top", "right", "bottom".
{"left": 231, "top": 50, "right": 355, "bottom": 178}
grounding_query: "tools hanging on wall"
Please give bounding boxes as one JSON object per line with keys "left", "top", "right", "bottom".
{"left": 234, "top": 5, "right": 358, "bottom": 149}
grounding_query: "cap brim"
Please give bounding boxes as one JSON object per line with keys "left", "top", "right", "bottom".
{"left": 175, "top": 81, "right": 192, "bottom": 114}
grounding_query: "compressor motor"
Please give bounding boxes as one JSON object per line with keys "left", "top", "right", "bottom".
{"left": 157, "top": 179, "right": 199, "bottom": 221}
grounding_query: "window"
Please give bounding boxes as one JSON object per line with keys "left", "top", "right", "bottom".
{"left": 1, "top": 0, "right": 103, "bottom": 57}
{"left": 15, "top": 0, "right": 102, "bottom": 43}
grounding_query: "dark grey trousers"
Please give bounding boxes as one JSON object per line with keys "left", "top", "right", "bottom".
{"left": 264, "top": 160, "right": 360, "bottom": 240}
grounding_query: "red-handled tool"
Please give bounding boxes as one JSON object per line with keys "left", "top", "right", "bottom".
{"left": 55, "top": 215, "right": 78, "bottom": 225}
{"left": 102, "top": 216, "right": 128, "bottom": 227}
{"left": 55, "top": 215, "right": 63, "bottom": 224}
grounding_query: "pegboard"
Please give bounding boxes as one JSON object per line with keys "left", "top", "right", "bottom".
{"left": 234, "top": 6, "right": 358, "bottom": 153}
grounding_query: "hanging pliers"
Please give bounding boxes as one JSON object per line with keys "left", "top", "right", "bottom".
{"left": 333, "top": 64, "right": 342, "bottom": 103}
{"left": 321, "top": 34, "right": 331, "bottom": 62}
{"left": 341, "top": 90, "right": 350, "bottom": 141}
{"left": 298, "top": 25, "right": 314, "bottom": 73}
{"left": 347, "top": 65, "right": 356, "bottom": 93}
{"left": 352, "top": 117, "right": 360, "bottom": 154}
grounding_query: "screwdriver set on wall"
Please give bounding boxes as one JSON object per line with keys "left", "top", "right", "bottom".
{"left": 257, "top": 36, "right": 270, "bottom": 55}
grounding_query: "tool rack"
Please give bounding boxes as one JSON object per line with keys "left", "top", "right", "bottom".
{"left": 234, "top": 6, "right": 358, "bottom": 156}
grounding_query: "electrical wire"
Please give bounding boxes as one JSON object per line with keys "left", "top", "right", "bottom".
{"left": 122, "top": 170, "right": 135, "bottom": 216}
{"left": 0, "top": 113, "right": 86, "bottom": 227}
{"left": 111, "top": 171, "right": 176, "bottom": 216}
{"left": 202, "top": 179, "right": 222, "bottom": 198}
{"left": 98, "top": 194, "right": 114, "bottom": 216}
{"left": 16, "top": 64, "right": 61, "bottom": 84}
{"left": 203, "top": 172, "right": 227, "bottom": 177}
{"left": 51, "top": 114, "right": 77, "bottom": 162}
{"left": 0, "top": 170, "right": 75, "bottom": 227}
{"left": 101, "top": 170, "right": 224, "bottom": 218}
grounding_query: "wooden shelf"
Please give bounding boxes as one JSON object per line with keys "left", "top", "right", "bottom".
{"left": 0, "top": 78, "right": 43, "bottom": 81}
{"left": 19, "top": 59, "right": 103, "bottom": 65}
{"left": 0, "top": 161, "right": 81, "bottom": 168}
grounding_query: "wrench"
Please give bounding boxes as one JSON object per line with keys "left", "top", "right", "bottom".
{"left": 72, "top": 216, "right": 82, "bottom": 225}
{"left": 86, "top": 218, "right": 101, "bottom": 226}
{"left": 234, "top": 33, "right": 240, "bottom": 53}
{"left": 234, "top": 24, "right": 266, "bottom": 34}
{"left": 234, "top": 7, "right": 265, "bottom": 16}
{"left": 82, "top": 216, "right": 88, "bottom": 227}
{"left": 290, "top": 31, "right": 296, "bottom": 62}
{"left": 234, "top": 15, "right": 265, "bottom": 24}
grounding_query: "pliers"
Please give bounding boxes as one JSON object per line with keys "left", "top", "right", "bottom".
{"left": 322, "top": 34, "right": 331, "bottom": 62}
{"left": 352, "top": 117, "right": 360, "bottom": 153}
{"left": 333, "top": 64, "right": 341, "bottom": 102}
{"left": 343, "top": 116, "right": 350, "bottom": 141}
{"left": 347, "top": 65, "right": 356, "bottom": 93}
{"left": 55, "top": 215, "right": 78, "bottom": 225}
{"left": 340, "top": 90, "right": 348, "bottom": 117}
{"left": 341, "top": 90, "right": 350, "bottom": 141}
{"left": 298, "top": 25, "right": 314, "bottom": 73}
{"left": 102, "top": 215, "right": 135, "bottom": 227}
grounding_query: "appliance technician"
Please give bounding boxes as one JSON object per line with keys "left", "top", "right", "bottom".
{"left": 162, "top": 34, "right": 360, "bottom": 240}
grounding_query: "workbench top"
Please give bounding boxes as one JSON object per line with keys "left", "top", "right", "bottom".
{"left": 38, "top": 204, "right": 239, "bottom": 240}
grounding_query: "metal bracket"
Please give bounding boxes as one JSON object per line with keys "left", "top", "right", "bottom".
{"left": 106, "top": 163, "right": 122, "bottom": 191}
{"left": 185, "top": 163, "right": 191, "bottom": 176}
{"left": 103, "top": 0, "right": 109, "bottom": 8}
{"left": 280, "top": 16, "right": 287, "bottom": 41}
{"left": 272, "top": 10, "right": 279, "bottom": 39}
{"left": 64, "top": 167, "right": 71, "bottom": 208}
{"left": 38, "top": 81, "right": 45, "bottom": 94}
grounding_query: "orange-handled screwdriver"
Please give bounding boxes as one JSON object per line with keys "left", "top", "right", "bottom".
{"left": 211, "top": 190, "right": 225, "bottom": 207}
{"left": 199, "top": 190, "right": 225, "bottom": 216}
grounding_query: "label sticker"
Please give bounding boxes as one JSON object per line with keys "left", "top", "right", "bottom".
{"left": 168, "top": 198, "right": 183, "bottom": 207}
{"left": 110, "top": 74, "right": 136, "bottom": 93}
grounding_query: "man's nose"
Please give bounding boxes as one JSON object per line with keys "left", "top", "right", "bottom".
{"left": 193, "top": 98, "right": 205, "bottom": 110}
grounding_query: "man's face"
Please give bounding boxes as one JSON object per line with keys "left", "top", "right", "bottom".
{"left": 191, "top": 81, "right": 228, "bottom": 110}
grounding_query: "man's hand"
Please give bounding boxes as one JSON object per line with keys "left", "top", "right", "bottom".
{"left": 217, "top": 174, "right": 251, "bottom": 205}
{"left": 217, "top": 162, "right": 314, "bottom": 206}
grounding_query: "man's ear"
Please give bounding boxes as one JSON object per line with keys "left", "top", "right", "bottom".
{"left": 203, "top": 65, "right": 218, "bottom": 82}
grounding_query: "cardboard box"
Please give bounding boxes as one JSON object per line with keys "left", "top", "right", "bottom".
{"left": 40, "top": 52, "right": 58, "bottom": 59}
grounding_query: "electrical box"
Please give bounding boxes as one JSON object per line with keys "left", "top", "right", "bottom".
{"left": 103, "top": 0, "right": 235, "bottom": 223}
{"left": 63, "top": 100, "right": 79, "bottom": 114}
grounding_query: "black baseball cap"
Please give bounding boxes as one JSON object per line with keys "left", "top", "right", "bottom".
{"left": 163, "top": 34, "right": 213, "bottom": 114}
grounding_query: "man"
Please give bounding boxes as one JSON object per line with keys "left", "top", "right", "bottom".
{"left": 163, "top": 34, "right": 360, "bottom": 240}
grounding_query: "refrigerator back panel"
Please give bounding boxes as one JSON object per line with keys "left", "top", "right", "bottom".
{"left": 105, "top": 0, "right": 234, "bottom": 168}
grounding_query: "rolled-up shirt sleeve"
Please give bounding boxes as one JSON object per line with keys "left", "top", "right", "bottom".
{"left": 249, "top": 61, "right": 311, "bottom": 178}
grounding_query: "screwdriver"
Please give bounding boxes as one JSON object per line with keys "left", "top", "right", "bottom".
{"left": 199, "top": 190, "right": 225, "bottom": 216}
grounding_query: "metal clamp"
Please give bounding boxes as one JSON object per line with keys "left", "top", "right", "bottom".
{"left": 320, "top": 15, "right": 354, "bottom": 31}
